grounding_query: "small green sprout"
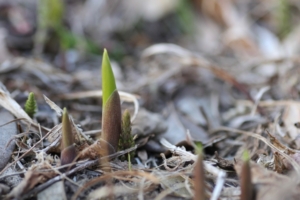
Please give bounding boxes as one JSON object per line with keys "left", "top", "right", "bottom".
{"left": 193, "top": 144, "right": 205, "bottom": 200}
{"left": 242, "top": 150, "right": 250, "bottom": 162}
{"left": 119, "top": 110, "right": 135, "bottom": 154}
{"left": 60, "top": 108, "right": 77, "bottom": 167}
{"left": 119, "top": 110, "right": 135, "bottom": 169}
{"left": 194, "top": 141, "right": 203, "bottom": 155}
{"left": 24, "top": 92, "right": 37, "bottom": 118}
{"left": 100, "top": 49, "right": 121, "bottom": 156}
{"left": 240, "top": 150, "right": 253, "bottom": 200}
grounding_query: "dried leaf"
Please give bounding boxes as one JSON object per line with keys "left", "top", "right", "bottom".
{"left": 160, "top": 175, "right": 192, "bottom": 198}
{"left": 88, "top": 185, "right": 136, "bottom": 200}
{"left": 282, "top": 103, "right": 300, "bottom": 148}
{"left": 43, "top": 95, "right": 63, "bottom": 117}
{"left": 78, "top": 140, "right": 102, "bottom": 160}
{"left": 235, "top": 160, "right": 300, "bottom": 200}
{"left": 6, "top": 165, "right": 57, "bottom": 199}
{"left": 58, "top": 90, "right": 139, "bottom": 122}
{"left": 0, "top": 81, "right": 32, "bottom": 122}
{"left": 37, "top": 181, "right": 67, "bottom": 200}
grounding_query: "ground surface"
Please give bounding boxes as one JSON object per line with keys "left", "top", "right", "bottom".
{"left": 0, "top": 0, "right": 300, "bottom": 199}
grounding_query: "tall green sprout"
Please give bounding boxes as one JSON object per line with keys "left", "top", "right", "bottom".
{"left": 100, "top": 49, "right": 121, "bottom": 156}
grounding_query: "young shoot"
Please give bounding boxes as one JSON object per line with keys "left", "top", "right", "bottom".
{"left": 60, "top": 108, "right": 77, "bottom": 167}
{"left": 119, "top": 110, "right": 135, "bottom": 170}
{"left": 24, "top": 92, "right": 37, "bottom": 118}
{"left": 193, "top": 144, "right": 205, "bottom": 200}
{"left": 100, "top": 49, "right": 121, "bottom": 156}
{"left": 240, "top": 150, "right": 254, "bottom": 200}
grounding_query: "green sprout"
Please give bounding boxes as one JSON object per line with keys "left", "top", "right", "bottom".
{"left": 118, "top": 110, "right": 135, "bottom": 170}
{"left": 194, "top": 141, "right": 203, "bottom": 155}
{"left": 24, "top": 92, "right": 37, "bottom": 118}
{"left": 60, "top": 108, "right": 77, "bottom": 167}
{"left": 242, "top": 150, "right": 250, "bottom": 162}
{"left": 100, "top": 49, "right": 121, "bottom": 157}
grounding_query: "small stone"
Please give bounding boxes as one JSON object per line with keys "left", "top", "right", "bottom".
{"left": 0, "top": 108, "right": 17, "bottom": 171}
{"left": 37, "top": 181, "right": 67, "bottom": 200}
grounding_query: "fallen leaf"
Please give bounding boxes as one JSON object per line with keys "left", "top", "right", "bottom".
{"left": 235, "top": 160, "right": 300, "bottom": 200}
{"left": 132, "top": 108, "right": 167, "bottom": 138}
{"left": 159, "top": 175, "right": 193, "bottom": 198}
{"left": 6, "top": 164, "right": 57, "bottom": 199}
{"left": 0, "top": 81, "right": 32, "bottom": 122}
{"left": 282, "top": 103, "right": 300, "bottom": 148}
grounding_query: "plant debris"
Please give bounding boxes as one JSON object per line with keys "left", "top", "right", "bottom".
{"left": 1, "top": 0, "right": 300, "bottom": 199}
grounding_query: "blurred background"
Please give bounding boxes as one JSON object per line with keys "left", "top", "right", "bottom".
{"left": 2, "top": 2, "right": 300, "bottom": 199}
{"left": 2, "top": 0, "right": 299, "bottom": 63}
{"left": 0, "top": 0, "right": 300, "bottom": 151}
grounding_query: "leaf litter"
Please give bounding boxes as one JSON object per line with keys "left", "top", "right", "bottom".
{"left": 1, "top": 0, "right": 300, "bottom": 199}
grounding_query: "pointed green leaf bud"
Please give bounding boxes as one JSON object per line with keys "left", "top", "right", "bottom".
{"left": 102, "top": 49, "right": 117, "bottom": 107}
{"left": 24, "top": 92, "right": 37, "bottom": 118}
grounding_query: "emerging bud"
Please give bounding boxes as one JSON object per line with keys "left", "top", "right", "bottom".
{"left": 100, "top": 49, "right": 121, "bottom": 156}
{"left": 240, "top": 150, "right": 254, "bottom": 200}
{"left": 60, "top": 145, "right": 77, "bottom": 166}
{"left": 193, "top": 147, "right": 205, "bottom": 200}
{"left": 101, "top": 90, "right": 121, "bottom": 155}
{"left": 118, "top": 109, "right": 135, "bottom": 161}
{"left": 60, "top": 108, "right": 77, "bottom": 166}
